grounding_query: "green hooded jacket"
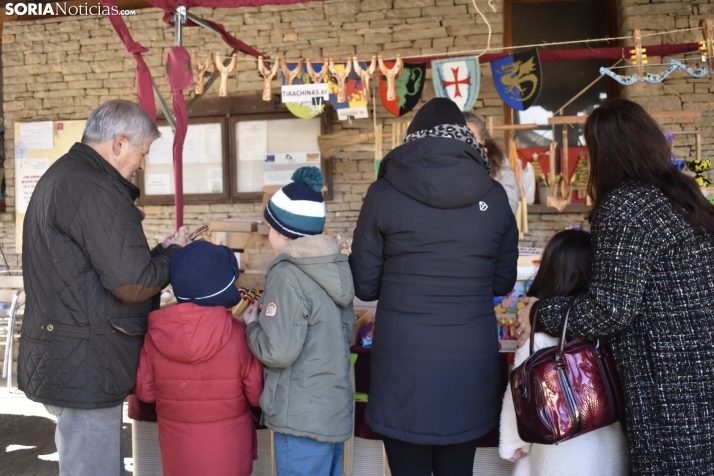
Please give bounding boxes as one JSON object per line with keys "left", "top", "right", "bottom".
{"left": 246, "top": 234, "right": 355, "bottom": 443}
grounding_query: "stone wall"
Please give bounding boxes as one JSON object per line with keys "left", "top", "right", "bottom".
{"left": 2, "top": 0, "right": 713, "bottom": 266}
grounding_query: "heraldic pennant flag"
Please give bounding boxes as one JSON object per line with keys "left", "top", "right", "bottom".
{"left": 432, "top": 56, "right": 480, "bottom": 111}
{"left": 491, "top": 49, "right": 542, "bottom": 111}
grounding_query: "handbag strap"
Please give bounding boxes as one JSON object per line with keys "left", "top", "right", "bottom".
{"left": 529, "top": 296, "right": 577, "bottom": 357}
{"left": 556, "top": 297, "right": 578, "bottom": 364}
{"left": 528, "top": 300, "right": 542, "bottom": 355}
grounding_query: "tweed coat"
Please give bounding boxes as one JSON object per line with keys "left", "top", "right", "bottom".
{"left": 536, "top": 180, "right": 714, "bottom": 475}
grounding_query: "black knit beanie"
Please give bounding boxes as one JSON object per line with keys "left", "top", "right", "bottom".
{"left": 407, "top": 98, "right": 466, "bottom": 134}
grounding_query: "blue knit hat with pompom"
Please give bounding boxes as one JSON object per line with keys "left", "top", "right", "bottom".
{"left": 264, "top": 167, "right": 326, "bottom": 239}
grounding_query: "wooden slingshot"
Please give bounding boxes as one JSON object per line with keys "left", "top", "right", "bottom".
{"left": 257, "top": 56, "right": 280, "bottom": 101}
{"left": 378, "top": 54, "right": 403, "bottom": 101}
{"left": 328, "top": 58, "right": 352, "bottom": 103}
{"left": 214, "top": 52, "right": 236, "bottom": 97}
{"left": 281, "top": 57, "right": 304, "bottom": 85}
{"left": 306, "top": 59, "right": 329, "bottom": 84}
{"left": 191, "top": 50, "right": 216, "bottom": 95}
{"left": 353, "top": 55, "right": 377, "bottom": 102}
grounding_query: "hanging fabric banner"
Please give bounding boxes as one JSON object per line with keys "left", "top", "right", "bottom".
{"left": 379, "top": 62, "right": 426, "bottom": 117}
{"left": 165, "top": 46, "right": 193, "bottom": 229}
{"left": 432, "top": 56, "right": 480, "bottom": 111}
{"left": 491, "top": 49, "right": 542, "bottom": 111}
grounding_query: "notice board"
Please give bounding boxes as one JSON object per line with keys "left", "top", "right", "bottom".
{"left": 14, "top": 120, "right": 86, "bottom": 252}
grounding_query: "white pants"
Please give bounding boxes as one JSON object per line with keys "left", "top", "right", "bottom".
{"left": 45, "top": 403, "right": 125, "bottom": 476}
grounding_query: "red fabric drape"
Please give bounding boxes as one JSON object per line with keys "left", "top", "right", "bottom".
{"left": 165, "top": 46, "right": 194, "bottom": 229}
{"left": 100, "top": 0, "right": 156, "bottom": 120}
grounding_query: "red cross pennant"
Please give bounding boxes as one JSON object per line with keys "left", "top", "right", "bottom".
{"left": 442, "top": 67, "right": 471, "bottom": 98}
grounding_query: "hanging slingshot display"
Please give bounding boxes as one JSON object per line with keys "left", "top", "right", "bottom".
{"left": 353, "top": 55, "right": 377, "bottom": 102}
{"left": 215, "top": 53, "right": 237, "bottom": 97}
{"left": 257, "top": 56, "right": 280, "bottom": 101}
{"left": 306, "top": 58, "right": 329, "bottom": 84}
{"left": 378, "top": 54, "right": 403, "bottom": 101}
{"left": 191, "top": 50, "right": 216, "bottom": 95}
{"left": 281, "top": 57, "right": 304, "bottom": 85}
{"left": 329, "top": 57, "right": 353, "bottom": 103}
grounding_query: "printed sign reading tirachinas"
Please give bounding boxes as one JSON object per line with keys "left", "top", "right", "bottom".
{"left": 4, "top": 3, "right": 137, "bottom": 16}
{"left": 280, "top": 63, "right": 329, "bottom": 120}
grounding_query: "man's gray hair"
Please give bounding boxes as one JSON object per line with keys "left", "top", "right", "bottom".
{"left": 82, "top": 99, "right": 160, "bottom": 146}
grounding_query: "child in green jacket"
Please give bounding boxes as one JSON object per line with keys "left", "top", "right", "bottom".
{"left": 243, "top": 167, "right": 354, "bottom": 476}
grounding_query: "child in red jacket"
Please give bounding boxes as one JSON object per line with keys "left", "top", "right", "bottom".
{"left": 135, "top": 241, "right": 263, "bottom": 476}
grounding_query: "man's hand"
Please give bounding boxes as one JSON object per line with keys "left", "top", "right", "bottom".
{"left": 243, "top": 301, "right": 260, "bottom": 325}
{"left": 163, "top": 227, "right": 188, "bottom": 248}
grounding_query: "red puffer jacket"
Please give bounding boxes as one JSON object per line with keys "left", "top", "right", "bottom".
{"left": 135, "top": 303, "right": 263, "bottom": 476}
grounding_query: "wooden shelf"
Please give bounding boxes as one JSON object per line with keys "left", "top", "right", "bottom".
{"left": 528, "top": 204, "right": 592, "bottom": 214}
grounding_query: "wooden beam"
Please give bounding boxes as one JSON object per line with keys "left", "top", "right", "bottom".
{"left": 548, "top": 115, "right": 587, "bottom": 125}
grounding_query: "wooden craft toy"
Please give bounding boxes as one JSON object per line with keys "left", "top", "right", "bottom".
{"left": 353, "top": 55, "right": 377, "bottom": 102}
{"left": 378, "top": 54, "right": 403, "bottom": 101}
{"left": 215, "top": 52, "right": 236, "bottom": 97}
{"left": 306, "top": 58, "right": 329, "bottom": 84}
{"left": 257, "top": 56, "right": 280, "bottom": 101}
{"left": 328, "top": 58, "right": 352, "bottom": 103}
{"left": 191, "top": 50, "right": 216, "bottom": 95}
{"left": 281, "top": 57, "right": 304, "bottom": 85}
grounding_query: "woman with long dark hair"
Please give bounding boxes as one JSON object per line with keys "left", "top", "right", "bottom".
{"left": 516, "top": 98, "right": 714, "bottom": 474}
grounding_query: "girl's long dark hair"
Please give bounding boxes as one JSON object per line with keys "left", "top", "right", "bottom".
{"left": 585, "top": 99, "right": 714, "bottom": 233}
{"left": 528, "top": 229, "right": 592, "bottom": 300}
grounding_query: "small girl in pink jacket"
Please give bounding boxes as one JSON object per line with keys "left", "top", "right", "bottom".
{"left": 135, "top": 241, "right": 263, "bottom": 476}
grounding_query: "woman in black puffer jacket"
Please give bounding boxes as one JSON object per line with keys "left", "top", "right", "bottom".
{"left": 349, "top": 98, "right": 518, "bottom": 476}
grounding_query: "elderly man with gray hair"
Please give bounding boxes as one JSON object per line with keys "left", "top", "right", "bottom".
{"left": 18, "top": 99, "right": 186, "bottom": 476}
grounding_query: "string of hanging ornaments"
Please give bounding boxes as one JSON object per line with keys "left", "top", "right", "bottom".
{"left": 187, "top": 22, "right": 706, "bottom": 105}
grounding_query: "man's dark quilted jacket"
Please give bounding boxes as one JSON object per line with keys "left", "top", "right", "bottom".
{"left": 18, "top": 142, "right": 179, "bottom": 410}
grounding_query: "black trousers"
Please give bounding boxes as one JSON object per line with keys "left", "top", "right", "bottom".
{"left": 383, "top": 436, "right": 478, "bottom": 476}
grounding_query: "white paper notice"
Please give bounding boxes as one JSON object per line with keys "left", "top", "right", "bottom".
{"left": 15, "top": 144, "right": 26, "bottom": 160}
{"left": 145, "top": 173, "right": 172, "bottom": 195}
{"left": 237, "top": 160, "right": 264, "bottom": 192}
{"left": 19, "top": 122, "right": 53, "bottom": 150}
{"left": 238, "top": 121, "right": 268, "bottom": 162}
{"left": 263, "top": 152, "right": 320, "bottom": 185}
{"left": 281, "top": 83, "right": 329, "bottom": 103}
{"left": 16, "top": 158, "right": 50, "bottom": 213}
{"left": 146, "top": 126, "right": 174, "bottom": 165}
{"left": 207, "top": 167, "right": 223, "bottom": 193}
{"left": 337, "top": 106, "right": 369, "bottom": 121}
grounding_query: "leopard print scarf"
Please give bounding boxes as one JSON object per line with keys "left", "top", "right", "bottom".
{"left": 402, "top": 123, "right": 491, "bottom": 171}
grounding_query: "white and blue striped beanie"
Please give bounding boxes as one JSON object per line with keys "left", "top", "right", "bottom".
{"left": 264, "top": 167, "right": 326, "bottom": 239}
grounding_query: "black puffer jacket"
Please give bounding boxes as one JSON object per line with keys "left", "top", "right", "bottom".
{"left": 19, "top": 143, "right": 179, "bottom": 409}
{"left": 349, "top": 137, "right": 518, "bottom": 445}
